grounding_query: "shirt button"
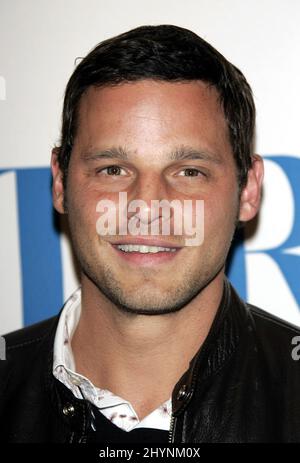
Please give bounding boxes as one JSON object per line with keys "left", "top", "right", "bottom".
{"left": 177, "top": 385, "right": 188, "bottom": 400}
{"left": 62, "top": 403, "right": 75, "bottom": 417}
{"left": 71, "top": 377, "right": 82, "bottom": 386}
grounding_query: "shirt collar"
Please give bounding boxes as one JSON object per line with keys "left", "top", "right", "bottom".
{"left": 52, "top": 287, "right": 172, "bottom": 428}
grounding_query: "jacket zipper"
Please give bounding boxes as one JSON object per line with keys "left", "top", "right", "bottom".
{"left": 168, "top": 359, "right": 200, "bottom": 443}
{"left": 168, "top": 415, "right": 176, "bottom": 443}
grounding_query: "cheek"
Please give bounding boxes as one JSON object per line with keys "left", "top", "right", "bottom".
{"left": 67, "top": 178, "right": 123, "bottom": 240}
{"left": 66, "top": 181, "right": 98, "bottom": 235}
{"left": 204, "top": 192, "right": 239, "bottom": 240}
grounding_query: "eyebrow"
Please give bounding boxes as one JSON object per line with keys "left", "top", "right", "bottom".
{"left": 80, "top": 146, "right": 129, "bottom": 161}
{"left": 80, "top": 145, "right": 223, "bottom": 164}
{"left": 169, "top": 146, "right": 223, "bottom": 164}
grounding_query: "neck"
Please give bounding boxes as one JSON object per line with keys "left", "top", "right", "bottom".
{"left": 71, "top": 271, "right": 224, "bottom": 419}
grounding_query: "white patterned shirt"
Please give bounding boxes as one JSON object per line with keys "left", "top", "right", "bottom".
{"left": 53, "top": 288, "right": 172, "bottom": 432}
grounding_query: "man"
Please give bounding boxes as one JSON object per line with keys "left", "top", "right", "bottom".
{"left": 1, "top": 25, "right": 299, "bottom": 443}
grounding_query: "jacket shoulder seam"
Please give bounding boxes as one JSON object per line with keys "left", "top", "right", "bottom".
{"left": 248, "top": 304, "right": 300, "bottom": 334}
{"left": 3, "top": 315, "right": 59, "bottom": 351}
{"left": 6, "top": 335, "right": 46, "bottom": 350}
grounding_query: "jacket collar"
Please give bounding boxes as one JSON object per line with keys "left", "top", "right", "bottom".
{"left": 171, "top": 278, "right": 248, "bottom": 415}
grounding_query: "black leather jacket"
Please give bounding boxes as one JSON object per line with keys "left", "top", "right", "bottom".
{"left": 1, "top": 280, "right": 300, "bottom": 443}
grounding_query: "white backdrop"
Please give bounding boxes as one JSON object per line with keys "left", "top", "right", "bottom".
{"left": 0, "top": 0, "right": 300, "bottom": 333}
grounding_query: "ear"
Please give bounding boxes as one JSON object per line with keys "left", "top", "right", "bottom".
{"left": 51, "top": 147, "right": 65, "bottom": 214}
{"left": 239, "top": 154, "right": 264, "bottom": 222}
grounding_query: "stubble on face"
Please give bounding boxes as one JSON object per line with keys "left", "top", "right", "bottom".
{"left": 69, "top": 223, "right": 228, "bottom": 317}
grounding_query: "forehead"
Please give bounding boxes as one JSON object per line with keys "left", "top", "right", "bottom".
{"left": 75, "top": 80, "right": 231, "bottom": 161}
{"left": 78, "top": 79, "right": 224, "bottom": 122}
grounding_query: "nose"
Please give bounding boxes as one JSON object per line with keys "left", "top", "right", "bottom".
{"left": 127, "top": 173, "right": 170, "bottom": 231}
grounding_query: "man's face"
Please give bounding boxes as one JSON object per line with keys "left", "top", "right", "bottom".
{"left": 63, "top": 80, "right": 240, "bottom": 315}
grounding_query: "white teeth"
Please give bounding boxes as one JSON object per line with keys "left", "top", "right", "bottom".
{"left": 116, "top": 244, "right": 178, "bottom": 253}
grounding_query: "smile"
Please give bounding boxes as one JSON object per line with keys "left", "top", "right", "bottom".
{"left": 117, "top": 244, "right": 177, "bottom": 253}
{"left": 111, "top": 242, "right": 182, "bottom": 266}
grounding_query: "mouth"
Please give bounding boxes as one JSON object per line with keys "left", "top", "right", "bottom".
{"left": 110, "top": 242, "right": 183, "bottom": 266}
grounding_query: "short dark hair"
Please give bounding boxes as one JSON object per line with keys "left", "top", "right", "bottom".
{"left": 56, "top": 24, "right": 255, "bottom": 189}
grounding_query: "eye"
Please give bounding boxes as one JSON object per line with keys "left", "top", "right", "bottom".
{"left": 178, "top": 168, "right": 204, "bottom": 177}
{"left": 96, "top": 165, "right": 127, "bottom": 176}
